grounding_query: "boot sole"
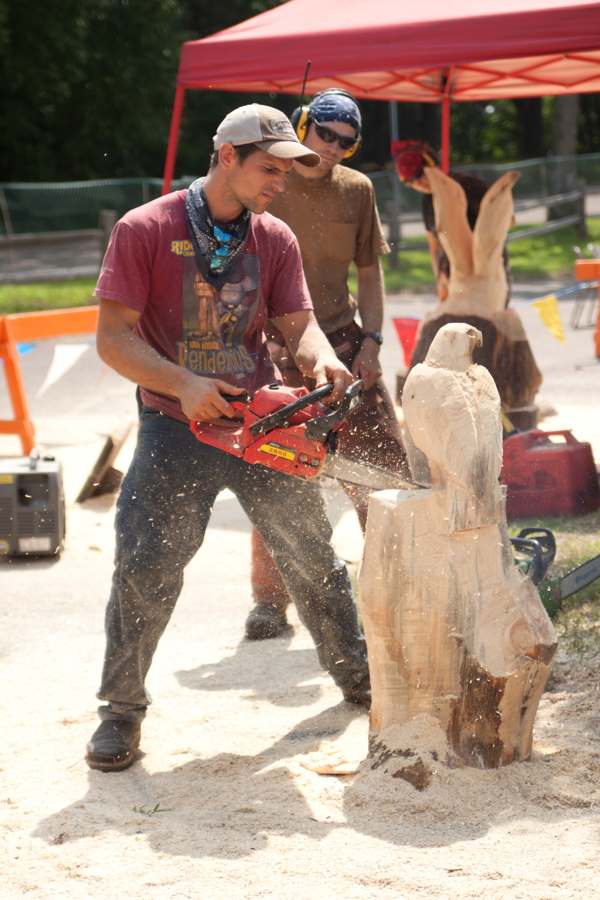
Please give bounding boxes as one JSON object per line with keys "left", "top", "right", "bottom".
{"left": 245, "top": 622, "right": 294, "bottom": 640}
{"left": 86, "top": 749, "right": 138, "bottom": 772}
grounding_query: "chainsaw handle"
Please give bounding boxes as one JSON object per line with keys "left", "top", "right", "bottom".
{"left": 304, "top": 380, "right": 364, "bottom": 442}
{"left": 510, "top": 537, "right": 546, "bottom": 585}
{"left": 515, "top": 527, "right": 556, "bottom": 580}
{"left": 248, "top": 383, "right": 336, "bottom": 438}
{"left": 221, "top": 390, "right": 252, "bottom": 405}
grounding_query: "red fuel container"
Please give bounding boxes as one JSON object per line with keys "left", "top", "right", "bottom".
{"left": 501, "top": 430, "right": 600, "bottom": 518}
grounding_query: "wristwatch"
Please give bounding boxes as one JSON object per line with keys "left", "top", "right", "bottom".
{"left": 362, "top": 331, "right": 383, "bottom": 346}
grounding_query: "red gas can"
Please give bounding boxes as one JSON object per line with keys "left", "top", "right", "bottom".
{"left": 501, "top": 430, "right": 600, "bottom": 519}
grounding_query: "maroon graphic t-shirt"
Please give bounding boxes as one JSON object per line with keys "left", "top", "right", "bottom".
{"left": 94, "top": 190, "right": 313, "bottom": 422}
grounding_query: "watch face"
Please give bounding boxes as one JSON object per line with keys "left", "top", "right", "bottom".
{"left": 364, "top": 332, "right": 383, "bottom": 345}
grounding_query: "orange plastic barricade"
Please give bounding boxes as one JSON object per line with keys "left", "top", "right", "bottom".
{"left": 574, "top": 259, "right": 600, "bottom": 359}
{"left": 0, "top": 305, "right": 99, "bottom": 454}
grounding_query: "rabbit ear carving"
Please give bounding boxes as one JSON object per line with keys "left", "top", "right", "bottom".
{"left": 473, "top": 171, "right": 520, "bottom": 279}
{"left": 427, "top": 167, "right": 473, "bottom": 278}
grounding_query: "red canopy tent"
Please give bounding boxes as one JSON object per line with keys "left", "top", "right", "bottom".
{"left": 163, "top": 0, "right": 600, "bottom": 192}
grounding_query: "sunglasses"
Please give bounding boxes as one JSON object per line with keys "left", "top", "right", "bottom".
{"left": 314, "top": 122, "right": 357, "bottom": 152}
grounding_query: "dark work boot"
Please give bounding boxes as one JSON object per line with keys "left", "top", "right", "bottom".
{"left": 245, "top": 602, "right": 292, "bottom": 640}
{"left": 342, "top": 676, "right": 372, "bottom": 711}
{"left": 86, "top": 719, "right": 141, "bottom": 772}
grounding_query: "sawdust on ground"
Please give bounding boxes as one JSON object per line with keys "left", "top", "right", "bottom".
{"left": 2, "top": 414, "right": 600, "bottom": 899}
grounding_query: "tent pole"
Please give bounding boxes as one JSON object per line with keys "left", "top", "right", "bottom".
{"left": 162, "top": 85, "right": 186, "bottom": 196}
{"left": 441, "top": 96, "right": 450, "bottom": 173}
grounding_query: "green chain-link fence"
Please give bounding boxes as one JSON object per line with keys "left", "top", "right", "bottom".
{"left": 1, "top": 155, "right": 599, "bottom": 237}
{"left": 0, "top": 176, "right": 196, "bottom": 236}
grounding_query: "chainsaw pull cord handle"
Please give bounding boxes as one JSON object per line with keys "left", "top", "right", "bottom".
{"left": 248, "top": 382, "right": 337, "bottom": 438}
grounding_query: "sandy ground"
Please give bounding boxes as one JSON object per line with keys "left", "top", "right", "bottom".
{"left": 2, "top": 287, "right": 600, "bottom": 898}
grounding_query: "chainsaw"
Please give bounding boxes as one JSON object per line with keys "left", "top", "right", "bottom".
{"left": 190, "top": 380, "right": 415, "bottom": 493}
{"left": 510, "top": 527, "right": 600, "bottom": 618}
{"left": 191, "top": 384, "right": 600, "bottom": 609}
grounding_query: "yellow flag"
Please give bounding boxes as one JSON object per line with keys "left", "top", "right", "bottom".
{"left": 533, "top": 294, "right": 565, "bottom": 344}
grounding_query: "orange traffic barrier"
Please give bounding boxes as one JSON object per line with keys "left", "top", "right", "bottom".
{"left": 575, "top": 259, "right": 600, "bottom": 358}
{"left": 0, "top": 305, "right": 99, "bottom": 454}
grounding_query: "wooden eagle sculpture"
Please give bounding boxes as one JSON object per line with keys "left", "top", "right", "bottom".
{"left": 409, "top": 169, "right": 542, "bottom": 411}
{"left": 359, "top": 323, "right": 557, "bottom": 769}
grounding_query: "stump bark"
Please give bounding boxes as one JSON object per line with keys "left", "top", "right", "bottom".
{"left": 359, "top": 323, "right": 557, "bottom": 768}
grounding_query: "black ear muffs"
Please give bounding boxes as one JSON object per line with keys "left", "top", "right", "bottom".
{"left": 291, "top": 89, "right": 362, "bottom": 159}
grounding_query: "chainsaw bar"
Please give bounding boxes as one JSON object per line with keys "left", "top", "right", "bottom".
{"left": 321, "top": 452, "right": 418, "bottom": 492}
{"left": 557, "top": 554, "right": 600, "bottom": 601}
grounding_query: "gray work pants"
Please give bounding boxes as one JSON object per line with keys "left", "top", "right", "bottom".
{"left": 97, "top": 407, "right": 368, "bottom": 722}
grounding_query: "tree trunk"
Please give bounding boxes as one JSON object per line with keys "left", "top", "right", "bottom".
{"left": 549, "top": 95, "right": 580, "bottom": 221}
{"left": 514, "top": 98, "right": 545, "bottom": 158}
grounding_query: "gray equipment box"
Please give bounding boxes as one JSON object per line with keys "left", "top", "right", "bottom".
{"left": 0, "top": 453, "right": 65, "bottom": 556}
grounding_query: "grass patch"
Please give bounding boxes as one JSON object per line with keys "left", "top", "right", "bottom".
{"left": 508, "top": 510, "right": 600, "bottom": 665}
{"left": 0, "top": 278, "right": 97, "bottom": 315}
{"left": 3, "top": 219, "right": 598, "bottom": 312}
{"left": 348, "top": 252, "right": 435, "bottom": 296}
{"left": 350, "top": 219, "right": 600, "bottom": 296}
{"left": 507, "top": 219, "right": 600, "bottom": 280}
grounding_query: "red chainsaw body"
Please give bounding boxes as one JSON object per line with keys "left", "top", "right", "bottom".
{"left": 190, "top": 383, "right": 343, "bottom": 478}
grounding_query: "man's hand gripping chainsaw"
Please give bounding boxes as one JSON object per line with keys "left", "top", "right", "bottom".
{"left": 190, "top": 380, "right": 416, "bottom": 492}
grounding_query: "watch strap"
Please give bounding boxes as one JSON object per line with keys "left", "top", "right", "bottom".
{"left": 362, "top": 331, "right": 383, "bottom": 346}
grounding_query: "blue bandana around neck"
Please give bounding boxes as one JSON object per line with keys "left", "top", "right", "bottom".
{"left": 185, "top": 177, "right": 252, "bottom": 290}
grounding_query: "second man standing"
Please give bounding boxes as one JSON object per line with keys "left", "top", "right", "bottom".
{"left": 246, "top": 89, "right": 409, "bottom": 640}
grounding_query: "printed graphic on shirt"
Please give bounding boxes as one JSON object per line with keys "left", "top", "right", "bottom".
{"left": 171, "top": 240, "right": 195, "bottom": 257}
{"left": 177, "top": 253, "right": 261, "bottom": 380}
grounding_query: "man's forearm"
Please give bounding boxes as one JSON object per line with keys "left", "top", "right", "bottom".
{"left": 356, "top": 261, "right": 384, "bottom": 333}
{"left": 96, "top": 297, "right": 244, "bottom": 421}
{"left": 280, "top": 314, "right": 340, "bottom": 377}
{"left": 275, "top": 309, "right": 353, "bottom": 399}
{"left": 352, "top": 261, "right": 384, "bottom": 389}
{"left": 426, "top": 232, "right": 440, "bottom": 277}
{"left": 97, "top": 312, "right": 191, "bottom": 399}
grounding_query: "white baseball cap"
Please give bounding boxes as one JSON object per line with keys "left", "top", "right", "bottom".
{"left": 214, "top": 104, "right": 320, "bottom": 168}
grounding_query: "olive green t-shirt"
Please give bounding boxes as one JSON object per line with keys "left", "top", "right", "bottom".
{"left": 268, "top": 164, "right": 389, "bottom": 334}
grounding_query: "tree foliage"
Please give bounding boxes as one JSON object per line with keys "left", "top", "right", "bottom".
{"left": 0, "top": 0, "right": 598, "bottom": 183}
{"left": 0, "top": 0, "right": 188, "bottom": 180}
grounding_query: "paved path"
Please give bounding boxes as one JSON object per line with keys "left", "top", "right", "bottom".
{"left": 1, "top": 280, "right": 599, "bottom": 900}
{"left": 1, "top": 276, "right": 598, "bottom": 461}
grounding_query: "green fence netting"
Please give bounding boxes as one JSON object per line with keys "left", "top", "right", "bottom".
{"left": 368, "top": 153, "right": 600, "bottom": 216}
{"left": 1, "top": 154, "right": 599, "bottom": 236}
{"left": 0, "top": 176, "right": 196, "bottom": 236}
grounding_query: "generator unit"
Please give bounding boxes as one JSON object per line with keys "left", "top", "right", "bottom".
{"left": 0, "top": 452, "right": 65, "bottom": 556}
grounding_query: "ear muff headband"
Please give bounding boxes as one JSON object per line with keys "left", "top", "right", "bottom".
{"left": 291, "top": 89, "right": 361, "bottom": 159}
{"left": 291, "top": 105, "right": 312, "bottom": 143}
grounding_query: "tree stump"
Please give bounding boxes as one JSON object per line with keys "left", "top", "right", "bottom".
{"left": 359, "top": 324, "right": 557, "bottom": 768}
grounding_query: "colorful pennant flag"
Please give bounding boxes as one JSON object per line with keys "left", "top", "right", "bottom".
{"left": 533, "top": 294, "right": 565, "bottom": 344}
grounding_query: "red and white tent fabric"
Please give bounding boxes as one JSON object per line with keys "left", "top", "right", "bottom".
{"left": 163, "top": 0, "right": 600, "bottom": 189}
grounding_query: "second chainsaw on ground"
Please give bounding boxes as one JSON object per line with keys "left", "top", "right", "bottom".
{"left": 190, "top": 380, "right": 414, "bottom": 493}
